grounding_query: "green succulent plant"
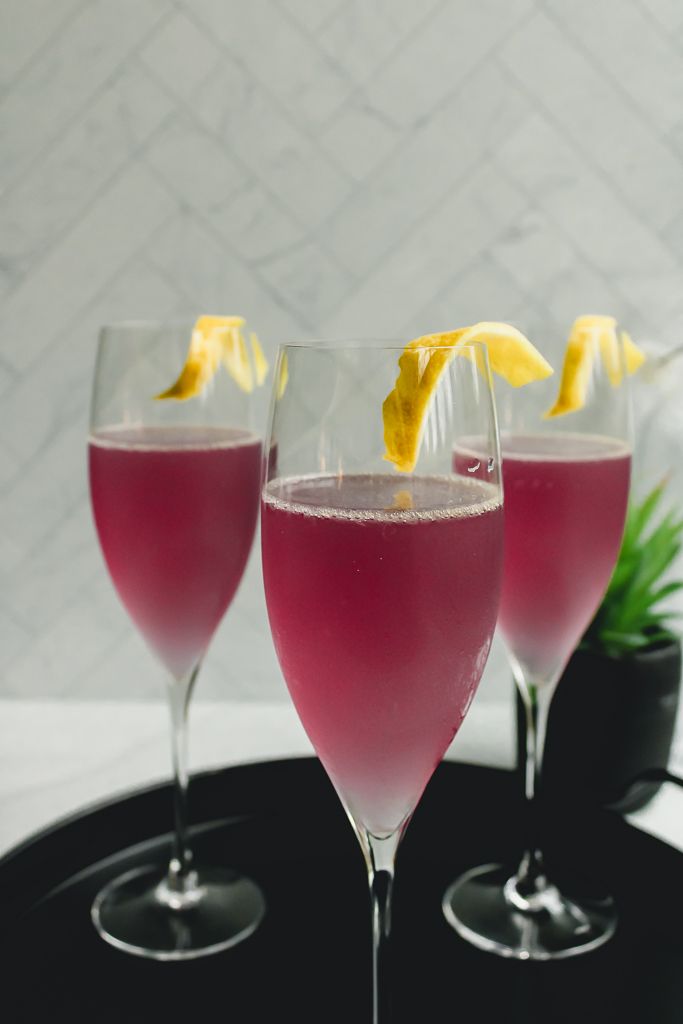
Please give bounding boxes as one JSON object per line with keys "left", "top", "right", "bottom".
{"left": 581, "top": 481, "right": 683, "bottom": 658}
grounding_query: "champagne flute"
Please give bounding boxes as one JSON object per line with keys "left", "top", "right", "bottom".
{"left": 88, "top": 321, "right": 266, "bottom": 959}
{"left": 260, "top": 341, "right": 504, "bottom": 1021}
{"left": 444, "top": 326, "right": 632, "bottom": 960}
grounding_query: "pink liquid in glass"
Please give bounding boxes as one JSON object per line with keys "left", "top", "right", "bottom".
{"left": 262, "top": 474, "right": 503, "bottom": 836}
{"left": 457, "top": 433, "right": 630, "bottom": 683}
{"left": 89, "top": 425, "right": 261, "bottom": 680}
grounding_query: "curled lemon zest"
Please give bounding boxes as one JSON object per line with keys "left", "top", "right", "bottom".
{"left": 391, "top": 489, "right": 414, "bottom": 510}
{"left": 622, "top": 330, "right": 646, "bottom": 375}
{"left": 276, "top": 351, "right": 289, "bottom": 399}
{"left": 383, "top": 323, "right": 552, "bottom": 473}
{"left": 156, "top": 315, "right": 268, "bottom": 400}
{"left": 222, "top": 323, "right": 254, "bottom": 393}
{"left": 250, "top": 332, "right": 269, "bottom": 386}
{"left": 545, "top": 316, "right": 646, "bottom": 419}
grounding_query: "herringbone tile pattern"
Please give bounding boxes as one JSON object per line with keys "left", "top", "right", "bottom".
{"left": 1, "top": 0, "right": 682, "bottom": 699}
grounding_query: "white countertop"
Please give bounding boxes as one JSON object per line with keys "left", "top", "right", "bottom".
{"left": 1, "top": 697, "right": 682, "bottom": 859}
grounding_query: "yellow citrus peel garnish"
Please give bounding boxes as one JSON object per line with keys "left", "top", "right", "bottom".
{"left": 156, "top": 316, "right": 268, "bottom": 400}
{"left": 276, "top": 351, "right": 289, "bottom": 399}
{"left": 621, "top": 330, "right": 646, "bottom": 375}
{"left": 544, "top": 316, "right": 645, "bottom": 419}
{"left": 250, "top": 333, "right": 269, "bottom": 386}
{"left": 391, "top": 489, "right": 414, "bottom": 510}
{"left": 383, "top": 323, "right": 553, "bottom": 473}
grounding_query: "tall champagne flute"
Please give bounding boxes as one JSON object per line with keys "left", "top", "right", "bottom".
{"left": 88, "top": 322, "right": 266, "bottom": 959}
{"left": 444, "top": 329, "right": 632, "bottom": 960}
{"left": 261, "top": 341, "right": 504, "bottom": 1021}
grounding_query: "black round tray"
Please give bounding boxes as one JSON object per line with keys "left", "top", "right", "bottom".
{"left": 1, "top": 758, "right": 681, "bottom": 1023}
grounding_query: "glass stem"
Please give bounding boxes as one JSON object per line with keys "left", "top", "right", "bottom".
{"left": 360, "top": 828, "right": 402, "bottom": 1024}
{"left": 158, "top": 663, "right": 200, "bottom": 907}
{"left": 509, "top": 670, "right": 557, "bottom": 908}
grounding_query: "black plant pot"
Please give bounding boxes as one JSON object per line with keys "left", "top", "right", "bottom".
{"left": 516, "top": 639, "right": 682, "bottom": 815}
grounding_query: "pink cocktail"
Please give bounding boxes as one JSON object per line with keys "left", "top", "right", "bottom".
{"left": 89, "top": 425, "right": 261, "bottom": 679}
{"left": 455, "top": 432, "right": 631, "bottom": 683}
{"left": 262, "top": 473, "right": 503, "bottom": 836}
{"left": 446, "top": 352, "right": 633, "bottom": 960}
{"left": 261, "top": 338, "right": 506, "bottom": 1020}
{"left": 497, "top": 433, "right": 630, "bottom": 682}
{"left": 87, "top": 321, "right": 267, "bottom": 961}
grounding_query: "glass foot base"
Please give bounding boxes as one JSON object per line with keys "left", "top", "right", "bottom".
{"left": 92, "top": 864, "right": 266, "bottom": 961}
{"left": 443, "top": 863, "right": 616, "bottom": 961}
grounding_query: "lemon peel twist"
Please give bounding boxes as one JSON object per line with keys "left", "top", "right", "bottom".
{"left": 156, "top": 316, "right": 269, "bottom": 400}
{"left": 383, "top": 323, "right": 553, "bottom": 474}
{"left": 545, "top": 315, "right": 645, "bottom": 419}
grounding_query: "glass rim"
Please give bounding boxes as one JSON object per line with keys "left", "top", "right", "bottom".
{"left": 98, "top": 319, "right": 197, "bottom": 336}
{"left": 277, "top": 337, "right": 493, "bottom": 354}
{"left": 97, "top": 327, "right": 493, "bottom": 359}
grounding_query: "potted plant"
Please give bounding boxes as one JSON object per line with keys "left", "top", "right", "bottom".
{"left": 535, "top": 481, "right": 683, "bottom": 813}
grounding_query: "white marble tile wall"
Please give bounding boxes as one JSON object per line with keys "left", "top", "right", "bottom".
{"left": 1, "top": 0, "right": 683, "bottom": 702}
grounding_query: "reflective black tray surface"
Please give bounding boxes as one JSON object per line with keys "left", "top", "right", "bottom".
{"left": 1, "top": 758, "right": 681, "bottom": 1023}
